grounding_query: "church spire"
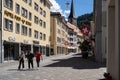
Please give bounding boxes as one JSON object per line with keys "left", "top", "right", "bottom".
{"left": 68, "top": 0, "right": 76, "bottom": 18}
{"left": 68, "top": 0, "right": 77, "bottom": 26}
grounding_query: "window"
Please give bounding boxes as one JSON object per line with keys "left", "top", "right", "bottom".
{"left": 43, "top": 10, "right": 46, "bottom": 17}
{"left": 21, "top": 7, "right": 28, "bottom": 18}
{"left": 43, "top": 0, "right": 46, "bottom": 6}
{"left": 57, "top": 29, "right": 60, "bottom": 34}
{"left": 43, "top": 34, "right": 46, "bottom": 40}
{"left": 16, "top": 3, "right": 20, "bottom": 14}
{"left": 15, "top": 23, "right": 20, "bottom": 34}
{"left": 4, "top": 0, "right": 13, "bottom": 10}
{"left": 39, "top": 19, "right": 42, "bottom": 26}
{"left": 34, "top": 3, "right": 38, "bottom": 11}
{"left": 40, "top": 7, "right": 42, "bottom": 15}
{"left": 29, "top": 12, "right": 32, "bottom": 20}
{"left": 43, "top": 22, "right": 46, "bottom": 28}
{"left": 28, "top": 0, "right": 32, "bottom": 6}
{"left": 40, "top": 0, "right": 43, "bottom": 3}
{"left": 34, "top": 30, "right": 38, "bottom": 39}
{"left": 34, "top": 16, "right": 38, "bottom": 24}
{"left": 21, "top": 25, "right": 27, "bottom": 36}
{"left": 29, "top": 28, "right": 32, "bottom": 37}
{"left": 57, "top": 37, "right": 61, "bottom": 43}
{"left": 23, "top": 0, "right": 27, "bottom": 3}
{"left": 40, "top": 32, "right": 42, "bottom": 40}
{"left": 4, "top": 18, "right": 13, "bottom": 31}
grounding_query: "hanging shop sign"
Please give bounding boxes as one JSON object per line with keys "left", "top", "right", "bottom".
{"left": 4, "top": 10, "right": 32, "bottom": 26}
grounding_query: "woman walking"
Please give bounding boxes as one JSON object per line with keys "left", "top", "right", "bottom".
{"left": 18, "top": 51, "right": 25, "bottom": 70}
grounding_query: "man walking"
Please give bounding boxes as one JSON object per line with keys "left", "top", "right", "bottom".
{"left": 26, "top": 51, "right": 34, "bottom": 69}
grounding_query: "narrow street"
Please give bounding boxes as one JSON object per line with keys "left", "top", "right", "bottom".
{"left": 0, "top": 53, "right": 106, "bottom": 80}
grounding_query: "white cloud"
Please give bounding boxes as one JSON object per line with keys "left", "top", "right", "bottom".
{"left": 49, "top": 0, "right": 62, "bottom": 13}
{"left": 49, "top": 0, "right": 70, "bottom": 20}
{"left": 64, "top": 10, "right": 70, "bottom": 14}
{"left": 63, "top": 10, "right": 70, "bottom": 18}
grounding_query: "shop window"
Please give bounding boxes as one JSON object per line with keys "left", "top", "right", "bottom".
{"left": 4, "top": 18, "right": 13, "bottom": 32}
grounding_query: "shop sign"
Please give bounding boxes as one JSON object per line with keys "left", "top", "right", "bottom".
{"left": 33, "top": 40, "right": 39, "bottom": 44}
{"left": 23, "top": 40, "right": 29, "bottom": 44}
{"left": 8, "top": 36, "right": 15, "bottom": 41}
{"left": 4, "top": 10, "right": 32, "bottom": 26}
{"left": 46, "top": 44, "right": 49, "bottom": 47}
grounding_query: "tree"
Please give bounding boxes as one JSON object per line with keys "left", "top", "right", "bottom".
{"left": 77, "top": 12, "right": 93, "bottom": 29}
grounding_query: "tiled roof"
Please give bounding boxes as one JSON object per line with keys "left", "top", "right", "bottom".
{"left": 67, "top": 22, "right": 83, "bottom": 36}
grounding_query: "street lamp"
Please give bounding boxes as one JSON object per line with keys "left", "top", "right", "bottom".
{"left": 65, "top": 0, "right": 70, "bottom": 8}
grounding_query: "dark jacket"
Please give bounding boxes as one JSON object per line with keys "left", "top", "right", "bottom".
{"left": 26, "top": 53, "right": 34, "bottom": 60}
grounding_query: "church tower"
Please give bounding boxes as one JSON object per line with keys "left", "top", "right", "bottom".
{"left": 68, "top": 0, "right": 77, "bottom": 26}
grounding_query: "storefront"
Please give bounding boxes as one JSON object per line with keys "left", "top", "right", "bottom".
{"left": 3, "top": 41, "right": 19, "bottom": 61}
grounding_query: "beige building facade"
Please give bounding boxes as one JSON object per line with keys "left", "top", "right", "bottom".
{"left": 0, "top": 0, "right": 52, "bottom": 62}
{"left": 106, "top": 0, "right": 120, "bottom": 79}
{"left": 50, "top": 12, "right": 68, "bottom": 55}
{"left": 94, "top": 0, "right": 120, "bottom": 79}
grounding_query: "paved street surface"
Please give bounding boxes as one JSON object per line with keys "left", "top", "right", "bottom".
{"left": 0, "top": 53, "right": 106, "bottom": 80}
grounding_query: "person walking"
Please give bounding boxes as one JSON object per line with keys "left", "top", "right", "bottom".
{"left": 18, "top": 51, "right": 25, "bottom": 70}
{"left": 35, "top": 50, "right": 43, "bottom": 69}
{"left": 26, "top": 51, "right": 34, "bottom": 69}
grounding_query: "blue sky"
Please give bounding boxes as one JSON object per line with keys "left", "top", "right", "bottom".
{"left": 49, "top": 0, "right": 93, "bottom": 19}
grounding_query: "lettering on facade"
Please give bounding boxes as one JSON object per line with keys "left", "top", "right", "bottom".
{"left": 23, "top": 40, "right": 29, "bottom": 44}
{"left": 33, "top": 40, "right": 39, "bottom": 44}
{"left": 4, "top": 10, "right": 32, "bottom": 26}
{"left": 8, "top": 36, "right": 15, "bottom": 42}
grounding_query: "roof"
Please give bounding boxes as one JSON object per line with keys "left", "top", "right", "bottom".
{"left": 67, "top": 22, "right": 83, "bottom": 36}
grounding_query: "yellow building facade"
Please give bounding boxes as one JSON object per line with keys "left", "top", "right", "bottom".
{"left": 0, "top": 0, "right": 52, "bottom": 62}
{"left": 50, "top": 12, "right": 68, "bottom": 55}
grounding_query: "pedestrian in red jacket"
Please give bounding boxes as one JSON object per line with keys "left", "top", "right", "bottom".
{"left": 35, "top": 51, "right": 43, "bottom": 68}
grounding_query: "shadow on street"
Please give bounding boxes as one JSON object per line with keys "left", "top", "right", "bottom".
{"left": 44, "top": 53, "right": 106, "bottom": 69}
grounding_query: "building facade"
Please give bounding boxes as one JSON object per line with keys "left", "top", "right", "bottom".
{"left": 106, "top": 0, "right": 120, "bottom": 79}
{"left": 67, "top": 22, "right": 82, "bottom": 53}
{"left": 94, "top": 0, "right": 120, "bottom": 79}
{"left": 0, "top": 0, "right": 52, "bottom": 62}
{"left": 50, "top": 12, "right": 68, "bottom": 55}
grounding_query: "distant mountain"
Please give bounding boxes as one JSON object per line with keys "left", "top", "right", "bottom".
{"left": 77, "top": 12, "right": 93, "bottom": 29}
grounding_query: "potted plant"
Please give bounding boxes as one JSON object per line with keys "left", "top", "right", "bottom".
{"left": 79, "top": 39, "right": 91, "bottom": 58}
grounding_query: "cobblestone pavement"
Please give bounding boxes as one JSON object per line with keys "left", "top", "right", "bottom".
{"left": 0, "top": 53, "right": 106, "bottom": 80}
